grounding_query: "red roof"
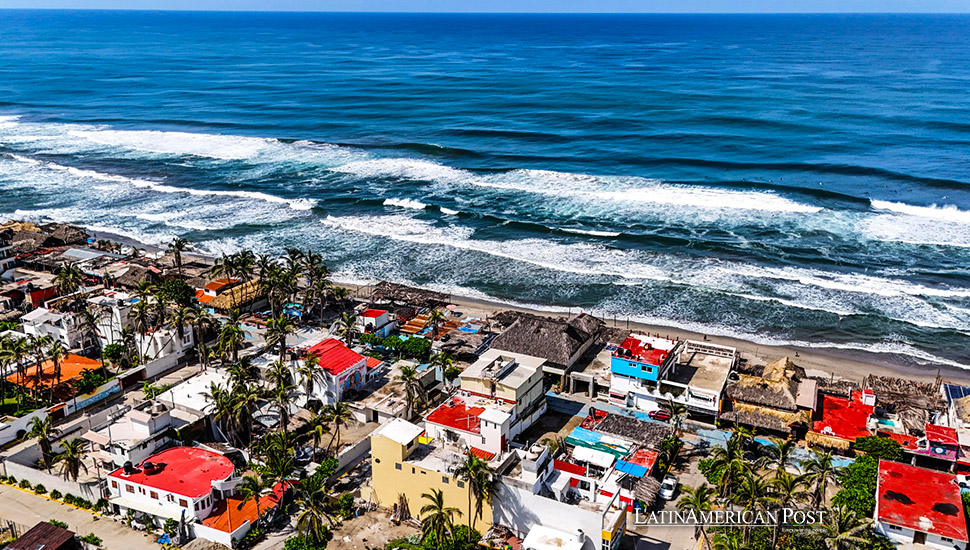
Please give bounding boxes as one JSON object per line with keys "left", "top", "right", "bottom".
{"left": 877, "top": 460, "right": 968, "bottom": 542}
{"left": 307, "top": 338, "right": 365, "bottom": 376}
{"left": 926, "top": 423, "right": 960, "bottom": 446}
{"left": 470, "top": 447, "right": 496, "bottom": 461}
{"left": 426, "top": 397, "right": 484, "bottom": 434}
{"left": 108, "top": 447, "right": 235, "bottom": 499}
{"left": 361, "top": 309, "right": 386, "bottom": 319}
{"left": 365, "top": 357, "right": 383, "bottom": 370}
{"left": 553, "top": 458, "right": 587, "bottom": 476}
{"left": 625, "top": 448, "right": 660, "bottom": 469}
{"left": 616, "top": 335, "right": 674, "bottom": 366}
{"left": 813, "top": 390, "right": 873, "bottom": 441}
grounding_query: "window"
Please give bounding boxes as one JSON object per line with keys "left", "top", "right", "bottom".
{"left": 888, "top": 525, "right": 902, "bottom": 532}
{"left": 179, "top": 499, "right": 188, "bottom": 508}
{"left": 395, "top": 463, "right": 402, "bottom": 471}
{"left": 411, "top": 467, "right": 416, "bottom": 474}
{"left": 139, "top": 487, "right": 146, "bottom": 494}
{"left": 111, "top": 481, "right": 118, "bottom": 489}
{"left": 457, "top": 481, "right": 465, "bottom": 488}
{"left": 442, "top": 476, "right": 449, "bottom": 484}
{"left": 125, "top": 485, "right": 134, "bottom": 493}
{"left": 150, "top": 491, "right": 158, "bottom": 500}
{"left": 941, "top": 537, "right": 953, "bottom": 542}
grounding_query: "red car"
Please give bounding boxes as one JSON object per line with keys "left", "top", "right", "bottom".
{"left": 649, "top": 409, "right": 672, "bottom": 421}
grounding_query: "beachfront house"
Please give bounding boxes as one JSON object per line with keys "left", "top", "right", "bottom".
{"left": 609, "top": 335, "right": 736, "bottom": 420}
{"left": 488, "top": 313, "right": 602, "bottom": 381}
{"left": 875, "top": 460, "right": 968, "bottom": 550}
{"left": 88, "top": 289, "right": 194, "bottom": 361}
{"left": 424, "top": 348, "right": 547, "bottom": 456}
{"left": 357, "top": 308, "right": 397, "bottom": 338}
{"left": 82, "top": 401, "right": 200, "bottom": 469}
{"left": 297, "top": 338, "right": 377, "bottom": 406}
{"left": 21, "top": 307, "right": 94, "bottom": 350}
{"left": 721, "top": 356, "right": 817, "bottom": 437}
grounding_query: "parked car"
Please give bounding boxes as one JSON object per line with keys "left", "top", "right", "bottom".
{"left": 659, "top": 474, "right": 678, "bottom": 500}
{"left": 649, "top": 409, "right": 672, "bottom": 421}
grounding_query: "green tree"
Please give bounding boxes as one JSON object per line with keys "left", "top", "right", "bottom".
{"left": 53, "top": 437, "right": 89, "bottom": 482}
{"left": 677, "top": 483, "right": 715, "bottom": 549}
{"left": 453, "top": 453, "right": 496, "bottom": 538}
{"left": 266, "top": 314, "right": 296, "bottom": 363}
{"left": 322, "top": 402, "right": 351, "bottom": 454}
{"left": 295, "top": 472, "right": 336, "bottom": 544}
{"left": 167, "top": 237, "right": 189, "bottom": 277}
{"left": 396, "top": 365, "right": 426, "bottom": 420}
{"left": 803, "top": 450, "right": 843, "bottom": 507}
{"left": 707, "top": 436, "right": 749, "bottom": 498}
{"left": 831, "top": 455, "right": 879, "bottom": 518}
{"left": 426, "top": 309, "right": 446, "bottom": 340}
{"left": 821, "top": 505, "right": 869, "bottom": 550}
{"left": 420, "top": 488, "right": 463, "bottom": 549}
{"left": 850, "top": 436, "right": 902, "bottom": 461}
{"left": 335, "top": 313, "right": 358, "bottom": 346}
{"left": 237, "top": 474, "right": 271, "bottom": 526}
{"left": 26, "top": 415, "right": 59, "bottom": 473}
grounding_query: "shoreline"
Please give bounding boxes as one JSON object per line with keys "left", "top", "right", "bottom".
{"left": 85, "top": 226, "right": 970, "bottom": 385}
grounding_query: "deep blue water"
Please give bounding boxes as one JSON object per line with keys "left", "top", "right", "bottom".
{"left": 2, "top": 11, "right": 970, "bottom": 368}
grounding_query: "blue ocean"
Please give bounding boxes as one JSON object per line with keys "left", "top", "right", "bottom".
{"left": 2, "top": 11, "right": 970, "bottom": 369}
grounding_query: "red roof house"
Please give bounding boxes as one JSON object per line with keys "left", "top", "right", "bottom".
{"left": 875, "top": 460, "right": 968, "bottom": 545}
{"left": 813, "top": 390, "right": 873, "bottom": 442}
{"left": 303, "top": 338, "right": 367, "bottom": 403}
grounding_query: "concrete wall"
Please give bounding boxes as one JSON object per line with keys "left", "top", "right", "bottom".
{"left": 194, "top": 521, "right": 249, "bottom": 546}
{"left": 64, "top": 378, "right": 123, "bottom": 415}
{"left": 0, "top": 408, "right": 48, "bottom": 446}
{"left": 2, "top": 455, "right": 101, "bottom": 501}
{"left": 336, "top": 436, "right": 371, "bottom": 473}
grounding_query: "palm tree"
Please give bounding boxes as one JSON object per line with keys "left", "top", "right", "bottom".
{"left": 396, "top": 365, "right": 426, "bottom": 420}
{"left": 53, "top": 265, "right": 85, "bottom": 296}
{"left": 677, "top": 483, "right": 715, "bottom": 549}
{"left": 770, "top": 470, "right": 810, "bottom": 548}
{"left": 47, "top": 340, "right": 67, "bottom": 403}
{"left": 294, "top": 471, "right": 336, "bottom": 543}
{"left": 218, "top": 309, "right": 245, "bottom": 363}
{"left": 271, "top": 380, "right": 295, "bottom": 437}
{"left": 54, "top": 437, "right": 89, "bottom": 482}
{"left": 732, "top": 471, "right": 774, "bottom": 543}
{"left": 660, "top": 396, "right": 688, "bottom": 436}
{"left": 0, "top": 336, "right": 30, "bottom": 410}
{"left": 803, "top": 450, "right": 842, "bottom": 507}
{"left": 232, "top": 382, "right": 264, "bottom": 447}
{"left": 334, "top": 313, "right": 358, "bottom": 346}
{"left": 426, "top": 309, "right": 447, "bottom": 340}
{"left": 128, "top": 299, "right": 152, "bottom": 365}
{"left": 268, "top": 360, "right": 293, "bottom": 389}
{"left": 322, "top": 402, "right": 351, "bottom": 454}
{"left": 203, "top": 383, "right": 238, "bottom": 444}
{"left": 420, "top": 488, "right": 462, "bottom": 548}
{"left": 764, "top": 437, "right": 797, "bottom": 475}
{"left": 265, "top": 314, "right": 295, "bottom": 363}
{"left": 167, "top": 237, "right": 189, "bottom": 277}
{"left": 453, "top": 453, "right": 496, "bottom": 539}
{"left": 708, "top": 436, "right": 749, "bottom": 498}
{"left": 301, "top": 412, "right": 331, "bottom": 460}
{"left": 26, "top": 415, "right": 58, "bottom": 473}
{"left": 710, "top": 532, "right": 745, "bottom": 550}
{"left": 296, "top": 354, "right": 322, "bottom": 406}
{"left": 237, "top": 473, "right": 271, "bottom": 526}
{"left": 821, "top": 505, "right": 869, "bottom": 550}
{"left": 429, "top": 352, "right": 453, "bottom": 372}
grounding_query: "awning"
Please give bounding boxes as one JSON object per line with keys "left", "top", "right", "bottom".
{"left": 615, "top": 460, "right": 648, "bottom": 478}
{"left": 470, "top": 447, "right": 496, "bottom": 461}
{"left": 572, "top": 445, "right": 615, "bottom": 469}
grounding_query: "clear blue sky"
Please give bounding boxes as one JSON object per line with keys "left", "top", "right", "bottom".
{"left": 0, "top": 0, "right": 968, "bottom": 12}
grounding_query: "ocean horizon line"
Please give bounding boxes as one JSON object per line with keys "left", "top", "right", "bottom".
{"left": 2, "top": 9, "right": 970, "bottom": 15}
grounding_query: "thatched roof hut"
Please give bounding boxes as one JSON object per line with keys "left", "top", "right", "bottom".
{"left": 954, "top": 395, "right": 970, "bottom": 424}
{"left": 371, "top": 281, "right": 448, "bottom": 309}
{"left": 725, "top": 357, "right": 800, "bottom": 411}
{"left": 805, "top": 430, "right": 852, "bottom": 450}
{"left": 863, "top": 374, "right": 945, "bottom": 414}
{"left": 207, "top": 280, "right": 266, "bottom": 311}
{"left": 633, "top": 476, "right": 662, "bottom": 508}
{"left": 720, "top": 402, "right": 812, "bottom": 433}
{"left": 489, "top": 312, "right": 602, "bottom": 371}
{"left": 593, "top": 413, "right": 672, "bottom": 448}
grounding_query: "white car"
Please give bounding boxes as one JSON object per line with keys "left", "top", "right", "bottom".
{"left": 659, "top": 474, "right": 678, "bottom": 500}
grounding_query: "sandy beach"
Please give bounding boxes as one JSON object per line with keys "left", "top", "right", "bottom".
{"left": 89, "top": 227, "right": 970, "bottom": 386}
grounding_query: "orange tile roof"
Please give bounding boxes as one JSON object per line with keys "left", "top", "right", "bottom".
{"left": 203, "top": 278, "right": 239, "bottom": 292}
{"left": 202, "top": 483, "right": 284, "bottom": 533}
{"left": 5, "top": 354, "right": 101, "bottom": 394}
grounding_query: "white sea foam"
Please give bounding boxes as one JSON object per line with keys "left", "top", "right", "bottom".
{"left": 383, "top": 198, "right": 428, "bottom": 210}
{"left": 561, "top": 227, "right": 622, "bottom": 237}
{"left": 439, "top": 207, "right": 460, "bottom": 216}
{"left": 68, "top": 129, "right": 279, "bottom": 160}
{"left": 334, "top": 158, "right": 470, "bottom": 182}
{"left": 871, "top": 200, "right": 970, "bottom": 224}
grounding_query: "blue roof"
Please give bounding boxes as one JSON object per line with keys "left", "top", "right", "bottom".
{"left": 615, "top": 459, "right": 648, "bottom": 478}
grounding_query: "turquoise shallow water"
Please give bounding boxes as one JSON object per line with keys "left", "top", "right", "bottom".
{"left": 2, "top": 11, "right": 970, "bottom": 368}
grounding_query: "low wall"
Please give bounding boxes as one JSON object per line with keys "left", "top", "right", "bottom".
{"left": 0, "top": 409, "right": 48, "bottom": 446}
{"left": 194, "top": 521, "right": 249, "bottom": 546}
{"left": 64, "top": 379, "right": 123, "bottom": 415}
{"left": 1, "top": 458, "right": 101, "bottom": 501}
{"left": 336, "top": 436, "right": 371, "bottom": 473}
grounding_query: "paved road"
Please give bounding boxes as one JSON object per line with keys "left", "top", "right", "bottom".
{"left": 0, "top": 484, "right": 158, "bottom": 549}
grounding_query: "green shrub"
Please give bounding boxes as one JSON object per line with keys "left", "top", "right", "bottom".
{"left": 18, "top": 479, "right": 31, "bottom": 490}
{"left": 283, "top": 534, "right": 330, "bottom": 550}
{"left": 832, "top": 454, "right": 879, "bottom": 517}
{"left": 337, "top": 493, "right": 355, "bottom": 519}
{"left": 50, "top": 489, "right": 62, "bottom": 500}
{"left": 698, "top": 458, "right": 726, "bottom": 485}
{"left": 163, "top": 518, "right": 178, "bottom": 536}
{"left": 6, "top": 477, "right": 14, "bottom": 485}
{"left": 48, "top": 519, "right": 68, "bottom": 529}
{"left": 80, "top": 533, "right": 102, "bottom": 547}
{"left": 851, "top": 436, "right": 903, "bottom": 461}
{"left": 33, "top": 484, "right": 46, "bottom": 494}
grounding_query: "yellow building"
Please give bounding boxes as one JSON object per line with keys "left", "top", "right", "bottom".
{"left": 370, "top": 418, "right": 493, "bottom": 531}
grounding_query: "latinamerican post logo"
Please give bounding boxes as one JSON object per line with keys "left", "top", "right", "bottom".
{"left": 633, "top": 509, "right": 827, "bottom": 531}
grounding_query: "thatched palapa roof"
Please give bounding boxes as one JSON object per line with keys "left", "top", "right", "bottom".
{"left": 371, "top": 281, "right": 448, "bottom": 309}
{"left": 805, "top": 430, "right": 851, "bottom": 450}
{"left": 863, "top": 374, "right": 944, "bottom": 414}
{"left": 726, "top": 357, "right": 800, "bottom": 411}
{"left": 633, "top": 477, "right": 662, "bottom": 508}
{"left": 489, "top": 312, "right": 602, "bottom": 369}
{"left": 207, "top": 280, "right": 266, "bottom": 310}
{"left": 954, "top": 395, "right": 970, "bottom": 424}
{"left": 720, "top": 402, "right": 811, "bottom": 433}
{"left": 593, "top": 413, "right": 672, "bottom": 448}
